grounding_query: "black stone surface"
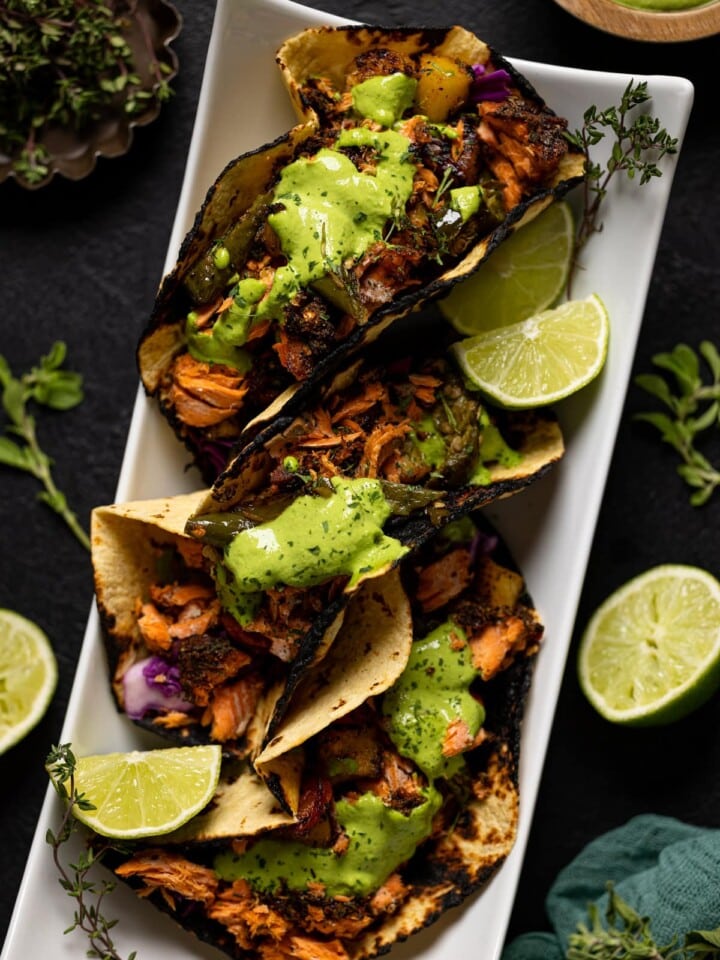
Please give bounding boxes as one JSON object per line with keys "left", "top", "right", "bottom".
{"left": 1, "top": 0, "right": 718, "bottom": 953}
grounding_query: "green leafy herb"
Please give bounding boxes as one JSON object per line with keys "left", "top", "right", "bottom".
{"left": 46, "top": 743, "right": 136, "bottom": 960}
{"left": 0, "top": 0, "right": 174, "bottom": 186}
{"left": 567, "top": 882, "right": 720, "bottom": 959}
{"left": 635, "top": 341, "right": 720, "bottom": 507}
{"left": 0, "top": 342, "right": 90, "bottom": 549}
{"left": 565, "top": 80, "right": 679, "bottom": 293}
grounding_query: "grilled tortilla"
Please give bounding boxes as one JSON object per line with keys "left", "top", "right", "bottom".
{"left": 138, "top": 24, "right": 584, "bottom": 482}
{"left": 105, "top": 516, "right": 540, "bottom": 960}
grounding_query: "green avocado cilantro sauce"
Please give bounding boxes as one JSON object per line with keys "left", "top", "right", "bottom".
{"left": 185, "top": 93, "right": 417, "bottom": 368}
{"left": 217, "top": 477, "right": 408, "bottom": 624}
{"left": 351, "top": 72, "right": 418, "bottom": 127}
{"left": 612, "top": 0, "right": 714, "bottom": 8}
{"left": 383, "top": 620, "right": 485, "bottom": 781}
{"left": 214, "top": 788, "right": 441, "bottom": 896}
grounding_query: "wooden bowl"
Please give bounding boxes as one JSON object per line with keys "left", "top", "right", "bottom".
{"left": 552, "top": 0, "right": 720, "bottom": 41}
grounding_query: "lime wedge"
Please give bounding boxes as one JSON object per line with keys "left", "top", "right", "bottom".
{"left": 0, "top": 609, "right": 57, "bottom": 755}
{"left": 61, "top": 745, "right": 222, "bottom": 839}
{"left": 450, "top": 293, "right": 609, "bottom": 408}
{"left": 440, "top": 201, "right": 574, "bottom": 335}
{"left": 578, "top": 565, "right": 720, "bottom": 726}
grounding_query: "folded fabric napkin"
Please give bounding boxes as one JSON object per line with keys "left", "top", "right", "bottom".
{"left": 502, "top": 814, "right": 720, "bottom": 959}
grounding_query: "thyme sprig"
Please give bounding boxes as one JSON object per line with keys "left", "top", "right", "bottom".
{"left": 0, "top": 342, "right": 90, "bottom": 549}
{"left": 635, "top": 341, "right": 720, "bottom": 506}
{"left": 0, "top": 0, "right": 174, "bottom": 186}
{"left": 564, "top": 80, "right": 679, "bottom": 293}
{"left": 567, "top": 883, "right": 720, "bottom": 959}
{"left": 46, "top": 744, "right": 136, "bottom": 960}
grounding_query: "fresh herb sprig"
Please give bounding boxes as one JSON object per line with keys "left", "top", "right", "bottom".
{"left": 0, "top": 0, "right": 174, "bottom": 186}
{"left": 0, "top": 342, "right": 90, "bottom": 549}
{"left": 635, "top": 341, "right": 720, "bottom": 507}
{"left": 46, "top": 744, "right": 135, "bottom": 960}
{"left": 568, "top": 883, "right": 720, "bottom": 959}
{"left": 565, "top": 80, "right": 679, "bottom": 293}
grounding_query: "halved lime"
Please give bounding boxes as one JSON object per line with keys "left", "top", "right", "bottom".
{"left": 440, "top": 201, "right": 574, "bottom": 336}
{"left": 450, "top": 293, "right": 609, "bottom": 408}
{"left": 61, "top": 745, "right": 222, "bottom": 839}
{"left": 578, "top": 565, "right": 720, "bottom": 726}
{"left": 0, "top": 609, "right": 58, "bottom": 755}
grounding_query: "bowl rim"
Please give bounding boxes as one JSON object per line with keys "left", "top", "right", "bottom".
{"left": 552, "top": 0, "right": 720, "bottom": 41}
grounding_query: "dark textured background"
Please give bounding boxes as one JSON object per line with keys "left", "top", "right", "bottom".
{"left": 1, "top": 0, "right": 718, "bottom": 953}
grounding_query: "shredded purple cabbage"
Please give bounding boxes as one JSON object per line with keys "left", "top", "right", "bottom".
{"left": 192, "top": 433, "right": 237, "bottom": 479}
{"left": 123, "top": 656, "right": 193, "bottom": 720}
{"left": 469, "top": 528, "right": 498, "bottom": 563}
{"left": 471, "top": 63, "right": 512, "bottom": 103}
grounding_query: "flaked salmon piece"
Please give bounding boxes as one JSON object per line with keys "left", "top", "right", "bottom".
{"left": 416, "top": 547, "right": 474, "bottom": 613}
{"left": 369, "top": 872, "right": 408, "bottom": 914}
{"left": 150, "top": 582, "right": 216, "bottom": 608}
{"left": 442, "top": 717, "right": 477, "bottom": 758}
{"left": 206, "top": 673, "right": 264, "bottom": 741}
{"left": 136, "top": 601, "right": 172, "bottom": 652}
{"left": 298, "top": 435, "right": 345, "bottom": 449}
{"left": 362, "top": 421, "right": 411, "bottom": 478}
{"left": 152, "top": 710, "right": 195, "bottom": 729}
{"left": 169, "top": 353, "right": 248, "bottom": 428}
{"left": 288, "top": 935, "right": 350, "bottom": 960}
{"left": 177, "top": 635, "right": 253, "bottom": 706}
{"left": 359, "top": 749, "right": 425, "bottom": 811}
{"left": 115, "top": 849, "right": 217, "bottom": 906}
{"left": 330, "top": 381, "right": 386, "bottom": 423}
{"left": 175, "top": 537, "right": 207, "bottom": 570}
{"left": 209, "top": 882, "right": 290, "bottom": 946}
{"left": 468, "top": 615, "right": 531, "bottom": 680}
{"left": 304, "top": 905, "right": 373, "bottom": 939}
{"left": 168, "top": 599, "right": 221, "bottom": 640}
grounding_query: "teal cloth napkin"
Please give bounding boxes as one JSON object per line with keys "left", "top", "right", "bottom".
{"left": 502, "top": 815, "right": 720, "bottom": 959}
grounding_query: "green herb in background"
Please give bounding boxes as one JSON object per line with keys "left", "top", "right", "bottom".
{"left": 0, "top": 0, "right": 174, "bottom": 186}
{"left": 564, "top": 80, "right": 679, "bottom": 293}
{"left": 635, "top": 341, "right": 720, "bottom": 506}
{"left": 46, "top": 744, "right": 135, "bottom": 960}
{"left": 567, "top": 883, "right": 720, "bottom": 959}
{"left": 0, "top": 341, "right": 90, "bottom": 549}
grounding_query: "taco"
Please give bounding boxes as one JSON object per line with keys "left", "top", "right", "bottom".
{"left": 177, "top": 328, "right": 561, "bottom": 724}
{"left": 92, "top": 493, "right": 410, "bottom": 754}
{"left": 138, "top": 24, "right": 585, "bottom": 482}
{"left": 105, "top": 515, "right": 541, "bottom": 960}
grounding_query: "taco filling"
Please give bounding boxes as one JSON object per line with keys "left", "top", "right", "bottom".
{"left": 140, "top": 26, "right": 583, "bottom": 481}
{"left": 108, "top": 517, "right": 541, "bottom": 960}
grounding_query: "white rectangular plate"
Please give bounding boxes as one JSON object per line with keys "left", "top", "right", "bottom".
{"left": 1, "top": 2, "right": 693, "bottom": 959}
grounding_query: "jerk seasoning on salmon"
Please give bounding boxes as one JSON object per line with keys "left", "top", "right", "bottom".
{"left": 138, "top": 25, "right": 585, "bottom": 482}
{"left": 105, "top": 517, "right": 542, "bottom": 960}
{"left": 91, "top": 493, "right": 411, "bottom": 755}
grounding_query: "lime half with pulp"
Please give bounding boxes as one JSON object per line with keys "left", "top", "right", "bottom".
{"left": 578, "top": 564, "right": 720, "bottom": 726}
{"left": 0, "top": 609, "right": 58, "bottom": 754}
{"left": 440, "top": 201, "right": 575, "bottom": 335}
{"left": 56, "top": 745, "right": 223, "bottom": 839}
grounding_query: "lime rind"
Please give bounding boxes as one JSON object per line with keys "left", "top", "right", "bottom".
{"left": 440, "top": 201, "right": 575, "bottom": 336}
{"left": 72, "top": 744, "right": 223, "bottom": 839}
{"left": 578, "top": 564, "right": 720, "bottom": 726}
{"left": 0, "top": 609, "right": 58, "bottom": 755}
